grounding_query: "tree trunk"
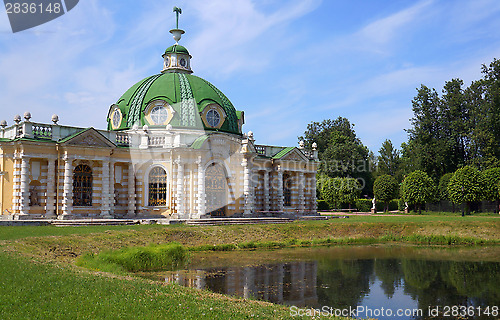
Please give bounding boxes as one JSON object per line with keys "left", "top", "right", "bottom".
{"left": 418, "top": 203, "right": 422, "bottom": 215}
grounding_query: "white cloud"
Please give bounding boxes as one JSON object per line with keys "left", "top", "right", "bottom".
{"left": 185, "top": 0, "right": 321, "bottom": 76}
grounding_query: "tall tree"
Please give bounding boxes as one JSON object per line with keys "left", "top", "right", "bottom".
{"left": 300, "top": 117, "right": 372, "bottom": 195}
{"left": 377, "top": 139, "right": 401, "bottom": 180}
{"left": 406, "top": 85, "right": 446, "bottom": 181}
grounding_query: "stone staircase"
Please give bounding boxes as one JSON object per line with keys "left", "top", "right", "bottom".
{"left": 185, "top": 217, "right": 295, "bottom": 226}
{"left": 50, "top": 219, "right": 140, "bottom": 227}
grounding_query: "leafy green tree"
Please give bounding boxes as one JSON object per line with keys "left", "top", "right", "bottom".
{"left": 401, "top": 170, "right": 434, "bottom": 214}
{"left": 373, "top": 175, "right": 399, "bottom": 212}
{"left": 377, "top": 140, "right": 400, "bottom": 176}
{"left": 438, "top": 172, "right": 455, "bottom": 212}
{"left": 467, "top": 59, "right": 500, "bottom": 169}
{"left": 481, "top": 167, "right": 500, "bottom": 213}
{"left": 406, "top": 85, "right": 446, "bottom": 181}
{"left": 447, "top": 166, "right": 482, "bottom": 215}
{"left": 321, "top": 177, "right": 360, "bottom": 209}
{"left": 299, "top": 117, "right": 372, "bottom": 195}
{"left": 437, "top": 173, "right": 453, "bottom": 201}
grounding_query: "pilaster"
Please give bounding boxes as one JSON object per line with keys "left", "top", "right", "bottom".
{"left": 100, "top": 160, "right": 112, "bottom": 218}
{"left": 298, "top": 172, "right": 305, "bottom": 212}
{"left": 45, "top": 159, "right": 56, "bottom": 217}
{"left": 263, "top": 170, "right": 270, "bottom": 211}
{"left": 277, "top": 166, "right": 284, "bottom": 212}
{"left": 127, "top": 163, "right": 135, "bottom": 216}
{"left": 195, "top": 157, "right": 205, "bottom": 218}
{"left": 175, "top": 156, "right": 185, "bottom": 217}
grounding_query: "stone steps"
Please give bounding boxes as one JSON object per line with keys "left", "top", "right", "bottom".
{"left": 185, "top": 217, "right": 295, "bottom": 226}
{"left": 50, "top": 219, "right": 139, "bottom": 227}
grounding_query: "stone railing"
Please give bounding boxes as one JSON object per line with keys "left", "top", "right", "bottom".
{"left": 115, "top": 132, "right": 130, "bottom": 146}
{"left": 32, "top": 124, "right": 52, "bottom": 139}
{"left": 255, "top": 145, "right": 266, "bottom": 155}
{"left": 148, "top": 135, "right": 165, "bottom": 147}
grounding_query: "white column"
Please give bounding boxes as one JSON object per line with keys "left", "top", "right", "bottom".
{"left": 277, "top": 166, "right": 284, "bottom": 212}
{"left": 176, "top": 157, "right": 185, "bottom": 217}
{"left": 45, "top": 159, "right": 56, "bottom": 217}
{"left": 196, "top": 157, "right": 205, "bottom": 218}
{"left": 298, "top": 172, "right": 305, "bottom": 213}
{"left": 242, "top": 157, "right": 254, "bottom": 215}
{"left": 127, "top": 163, "right": 135, "bottom": 216}
{"left": 100, "top": 160, "right": 111, "bottom": 218}
{"left": 61, "top": 156, "right": 73, "bottom": 217}
{"left": 311, "top": 174, "right": 317, "bottom": 214}
{"left": 263, "top": 170, "right": 270, "bottom": 211}
{"left": 18, "top": 156, "right": 30, "bottom": 216}
{"left": 109, "top": 162, "right": 115, "bottom": 215}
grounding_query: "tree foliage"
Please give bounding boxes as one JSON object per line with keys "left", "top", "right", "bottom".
{"left": 404, "top": 59, "right": 500, "bottom": 180}
{"left": 321, "top": 177, "right": 361, "bottom": 209}
{"left": 299, "top": 117, "right": 372, "bottom": 195}
{"left": 437, "top": 172, "right": 453, "bottom": 201}
{"left": 401, "top": 170, "right": 434, "bottom": 214}
{"left": 377, "top": 139, "right": 403, "bottom": 181}
{"left": 373, "top": 175, "right": 399, "bottom": 212}
{"left": 447, "top": 166, "right": 482, "bottom": 214}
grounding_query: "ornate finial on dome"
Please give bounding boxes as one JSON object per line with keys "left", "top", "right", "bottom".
{"left": 14, "top": 114, "right": 21, "bottom": 124}
{"left": 0, "top": 120, "right": 7, "bottom": 128}
{"left": 170, "top": 7, "right": 184, "bottom": 44}
{"left": 51, "top": 114, "right": 59, "bottom": 124}
{"left": 162, "top": 6, "right": 193, "bottom": 74}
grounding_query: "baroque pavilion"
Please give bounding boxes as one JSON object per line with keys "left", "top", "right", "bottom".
{"left": 0, "top": 12, "right": 319, "bottom": 220}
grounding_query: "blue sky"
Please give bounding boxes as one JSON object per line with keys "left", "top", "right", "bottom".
{"left": 1, "top": 0, "right": 500, "bottom": 155}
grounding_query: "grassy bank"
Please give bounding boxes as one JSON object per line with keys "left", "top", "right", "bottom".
{"left": 8, "top": 215, "right": 499, "bottom": 265}
{"left": 0, "top": 249, "right": 325, "bottom": 320}
{"left": 0, "top": 216, "right": 499, "bottom": 319}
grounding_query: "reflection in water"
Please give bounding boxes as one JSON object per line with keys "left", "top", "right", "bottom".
{"left": 163, "top": 248, "right": 500, "bottom": 319}
{"left": 166, "top": 262, "right": 318, "bottom": 307}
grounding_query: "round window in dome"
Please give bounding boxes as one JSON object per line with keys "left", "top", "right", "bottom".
{"left": 180, "top": 58, "right": 186, "bottom": 67}
{"left": 111, "top": 108, "right": 122, "bottom": 129}
{"left": 150, "top": 103, "right": 169, "bottom": 125}
{"left": 206, "top": 109, "right": 220, "bottom": 127}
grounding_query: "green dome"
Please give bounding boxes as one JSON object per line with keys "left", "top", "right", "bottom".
{"left": 107, "top": 73, "right": 241, "bottom": 135}
{"left": 164, "top": 44, "right": 190, "bottom": 55}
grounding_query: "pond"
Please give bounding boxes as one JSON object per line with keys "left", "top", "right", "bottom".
{"left": 146, "top": 245, "right": 500, "bottom": 319}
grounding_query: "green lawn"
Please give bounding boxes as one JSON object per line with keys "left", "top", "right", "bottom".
{"left": 0, "top": 249, "right": 333, "bottom": 320}
{"left": 0, "top": 215, "right": 498, "bottom": 319}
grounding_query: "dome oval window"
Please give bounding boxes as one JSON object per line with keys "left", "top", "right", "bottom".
{"left": 180, "top": 58, "right": 186, "bottom": 67}
{"left": 206, "top": 109, "right": 220, "bottom": 127}
{"left": 111, "top": 108, "right": 122, "bottom": 130}
{"left": 145, "top": 100, "right": 174, "bottom": 126}
{"left": 150, "top": 104, "right": 169, "bottom": 125}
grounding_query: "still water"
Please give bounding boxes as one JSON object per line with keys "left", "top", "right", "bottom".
{"left": 154, "top": 246, "right": 500, "bottom": 319}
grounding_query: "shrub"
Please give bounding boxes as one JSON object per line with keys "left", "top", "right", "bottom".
{"left": 438, "top": 173, "right": 453, "bottom": 201}
{"left": 448, "top": 166, "right": 482, "bottom": 214}
{"left": 355, "top": 199, "right": 371, "bottom": 212}
{"left": 401, "top": 170, "right": 435, "bottom": 214}
{"left": 321, "top": 177, "right": 361, "bottom": 209}
{"left": 373, "top": 175, "right": 399, "bottom": 212}
{"left": 481, "top": 168, "right": 500, "bottom": 213}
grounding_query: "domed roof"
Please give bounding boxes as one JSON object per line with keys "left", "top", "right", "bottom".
{"left": 164, "top": 44, "right": 190, "bottom": 55}
{"left": 107, "top": 72, "right": 241, "bottom": 135}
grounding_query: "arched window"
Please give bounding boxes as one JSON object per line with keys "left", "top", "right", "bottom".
{"left": 73, "top": 164, "right": 92, "bottom": 206}
{"left": 283, "top": 173, "right": 292, "bottom": 207}
{"left": 149, "top": 167, "right": 167, "bottom": 206}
